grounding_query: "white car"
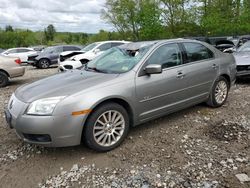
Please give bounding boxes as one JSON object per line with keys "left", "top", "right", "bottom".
{"left": 59, "top": 41, "right": 130, "bottom": 71}
{"left": 1, "top": 48, "right": 36, "bottom": 63}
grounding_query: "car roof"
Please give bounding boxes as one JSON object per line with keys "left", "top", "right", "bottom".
{"left": 6, "top": 47, "right": 34, "bottom": 50}
{"left": 119, "top": 38, "right": 198, "bottom": 50}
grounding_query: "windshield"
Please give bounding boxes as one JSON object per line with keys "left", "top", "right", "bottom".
{"left": 81, "top": 43, "right": 99, "bottom": 52}
{"left": 85, "top": 46, "right": 151, "bottom": 74}
{"left": 238, "top": 41, "right": 250, "bottom": 52}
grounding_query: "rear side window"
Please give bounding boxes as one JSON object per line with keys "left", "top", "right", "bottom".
{"left": 183, "top": 42, "right": 214, "bottom": 63}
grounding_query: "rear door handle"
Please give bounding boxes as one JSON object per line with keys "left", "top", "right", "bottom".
{"left": 177, "top": 71, "right": 185, "bottom": 79}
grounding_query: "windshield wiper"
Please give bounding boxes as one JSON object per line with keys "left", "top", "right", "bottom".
{"left": 85, "top": 66, "right": 107, "bottom": 73}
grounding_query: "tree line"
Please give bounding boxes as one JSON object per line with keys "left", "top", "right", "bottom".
{"left": 0, "top": 0, "right": 249, "bottom": 49}
{"left": 103, "top": 0, "right": 250, "bottom": 41}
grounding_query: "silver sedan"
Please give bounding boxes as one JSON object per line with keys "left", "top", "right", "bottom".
{"left": 5, "top": 39, "right": 236, "bottom": 151}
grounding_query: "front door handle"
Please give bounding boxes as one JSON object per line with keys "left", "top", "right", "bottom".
{"left": 212, "top": 64, "right": 218, "bottom": 69}
{"left": 177, "top": 71, "right": 185, "bottom": 79}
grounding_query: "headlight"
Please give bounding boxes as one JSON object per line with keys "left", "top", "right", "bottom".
{"left": 26, "top": 96, "right": 65, "bottom": 115}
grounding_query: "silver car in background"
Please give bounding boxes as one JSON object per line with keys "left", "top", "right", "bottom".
{"left": 5, "top": 39, "right": 236, "bottom": 151}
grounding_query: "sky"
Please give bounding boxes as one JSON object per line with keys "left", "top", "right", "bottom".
{"left": 0, "top": 0, "right": 113, "bottom": 33}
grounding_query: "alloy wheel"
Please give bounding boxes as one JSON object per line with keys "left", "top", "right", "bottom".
{"left": 215, "top": 80, "right": 228, "bottom": 104}
{"left": 93, "top": 110, "right": 125, "bottom": 147}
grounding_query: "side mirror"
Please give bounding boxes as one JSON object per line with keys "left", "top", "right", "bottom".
{"left": 94, "top": 49, "right": 100, "bottom": 54}
{"left": 144, "top": 64, "right": 162, "bottom": 74}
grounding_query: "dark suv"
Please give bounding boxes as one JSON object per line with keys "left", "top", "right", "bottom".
{"left": 28, "top": 45, "right": 82, "bottom": 69}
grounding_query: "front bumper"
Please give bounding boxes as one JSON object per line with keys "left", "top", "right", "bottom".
{"left": 237, "top": 65, "right": 250, "bottom": 77}
{"left": 237, "top": 70, "right": 250, "bottom": 77}
{"left": 5, "top": 95, "right": 86, "bottom": 147}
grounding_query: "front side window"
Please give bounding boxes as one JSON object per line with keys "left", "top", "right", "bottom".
{"left": 63, "top": 46, "right": 81, "bottom": 51}
{"left": 147, "top": 43, "right": 182, "bottom": 69}
{"left": 98, "top": 43, "right": 112, "bottom": 51}
{"left": 183, "top": 42, "right": 214, "bottom": 63}
{"left": 111, "top": 42, "right": 125, "bottom": 47}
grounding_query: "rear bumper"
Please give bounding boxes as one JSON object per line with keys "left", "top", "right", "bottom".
{"left": 9, "top": 67, "right": 25, "bottom": 78}
{"left": 27, "top": 60, "right": 37, "bottom": 66}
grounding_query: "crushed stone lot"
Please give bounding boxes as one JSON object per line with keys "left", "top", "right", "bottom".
{"left": 0, "top": 66, "right": 250, "bottom": 188}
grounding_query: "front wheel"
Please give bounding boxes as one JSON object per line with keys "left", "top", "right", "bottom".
{"left": 207, "top": 76, "right": 229, "bottom": 108}
{"left": 0, "top": 71, "right": 9, "bottom": 87}
{"left": 83, "top": 103, "right": 130, "bottom": 152}
{"left": 38, "top": 59, "right": 50, "bottom": 69}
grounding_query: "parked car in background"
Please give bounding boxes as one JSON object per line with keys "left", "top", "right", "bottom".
{"left": 191, "top": 37, "right": 235, "bottom": 53}
{"left": 27, "top": 45, "right": 82, "bottom": 69}
{"left": 0, "top": 55, "right": 25, "bottom": 87}
{"left": 224, "top": 35, "right": 250, "bottom": 53}
{"left": 1, "top": 48, "right": 36, "bottom": 63}
{"left": 30, "top": 45, "right": 47, "bottom": 52}
{"left": 5, "top": 39, "right": 236, "bottom": 151}
{"left": 59, "top": 41, "right": 130, "bottom": 71}
{"left": 58, "top": 45, "right": 94, "bottom": 63}
{"left": 233, "top": 41, "right": 250, "bottom": 77}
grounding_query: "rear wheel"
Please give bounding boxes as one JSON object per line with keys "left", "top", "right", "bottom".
{"left": 0, "top": 71, "right": 9, "bottom": 87}
{"left": 207, "top": 76, "right": 229, "bottom": 107}
{"left": 84, "top": 103, "right": 130, "bottom": 152}
{"left": 38, "top": 59, "right": 50, "bottom": 69}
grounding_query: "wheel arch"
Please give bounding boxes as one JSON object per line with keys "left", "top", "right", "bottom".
{"left": 220, "top": 74, "right": 231, "bottom": 88}
{"left": 0, "top": 69, "right": 10, "bottom": 77}
{"left": 83, "top": 97, "right": 135, "bottom": 130}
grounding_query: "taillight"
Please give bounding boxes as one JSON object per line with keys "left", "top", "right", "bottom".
{"left": 15, "top": 59, "right": 21, "bottom": 64}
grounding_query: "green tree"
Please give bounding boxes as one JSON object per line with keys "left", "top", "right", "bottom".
{"left": 5, "top": 25, "right": 14, "bottom": 32}
{"left": 44, "top": 24, "right": 56, "bottom": 42}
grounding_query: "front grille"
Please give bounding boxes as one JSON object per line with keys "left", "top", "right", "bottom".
{"left": 237, "top": 65, "right": 250, "bottom": 72}
{"left": 23, "top": 133, "right": 51, "bottom": 142}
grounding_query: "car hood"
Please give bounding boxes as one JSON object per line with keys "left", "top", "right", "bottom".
{"left": 15, "top": 70, "right": 119, "bottom": 103}
{"left": 233, "top": 52, "right": 250, "bottom": 66}
{"left": 61, "top": 51, "right": 85, "bottom": 56}
{"left": 73, "top": 51, "right": 95, "bottom": 61}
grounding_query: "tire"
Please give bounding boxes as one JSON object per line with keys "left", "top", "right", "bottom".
{"left": 83, "top": 102, "right": 130, "bottom": 152}
{"left": 0, "top": 71, "right": 9, "bottom": 87}
{"left": 207, "top": 76, "right": 229, "bottom": 108}
{"left": 38, "top": 59, "right": 50, "bottom": 69}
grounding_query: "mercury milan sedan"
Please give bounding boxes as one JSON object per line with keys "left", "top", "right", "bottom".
{"left": 5, "top": 39, "right": 236, "bottom": 151}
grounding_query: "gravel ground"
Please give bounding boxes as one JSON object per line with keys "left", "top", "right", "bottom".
{"left": 0, "top": 66, "right": 249, "bottom": 188}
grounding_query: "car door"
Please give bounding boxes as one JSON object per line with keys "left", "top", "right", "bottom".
{"left": 179, "top": 42, "right": 219, "bottom": 101}
{"left": 135, "top": 43, "right": 189, "bottom": 122}
{"left": 50, "top": 46, "right": 63, "bottom": 63}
